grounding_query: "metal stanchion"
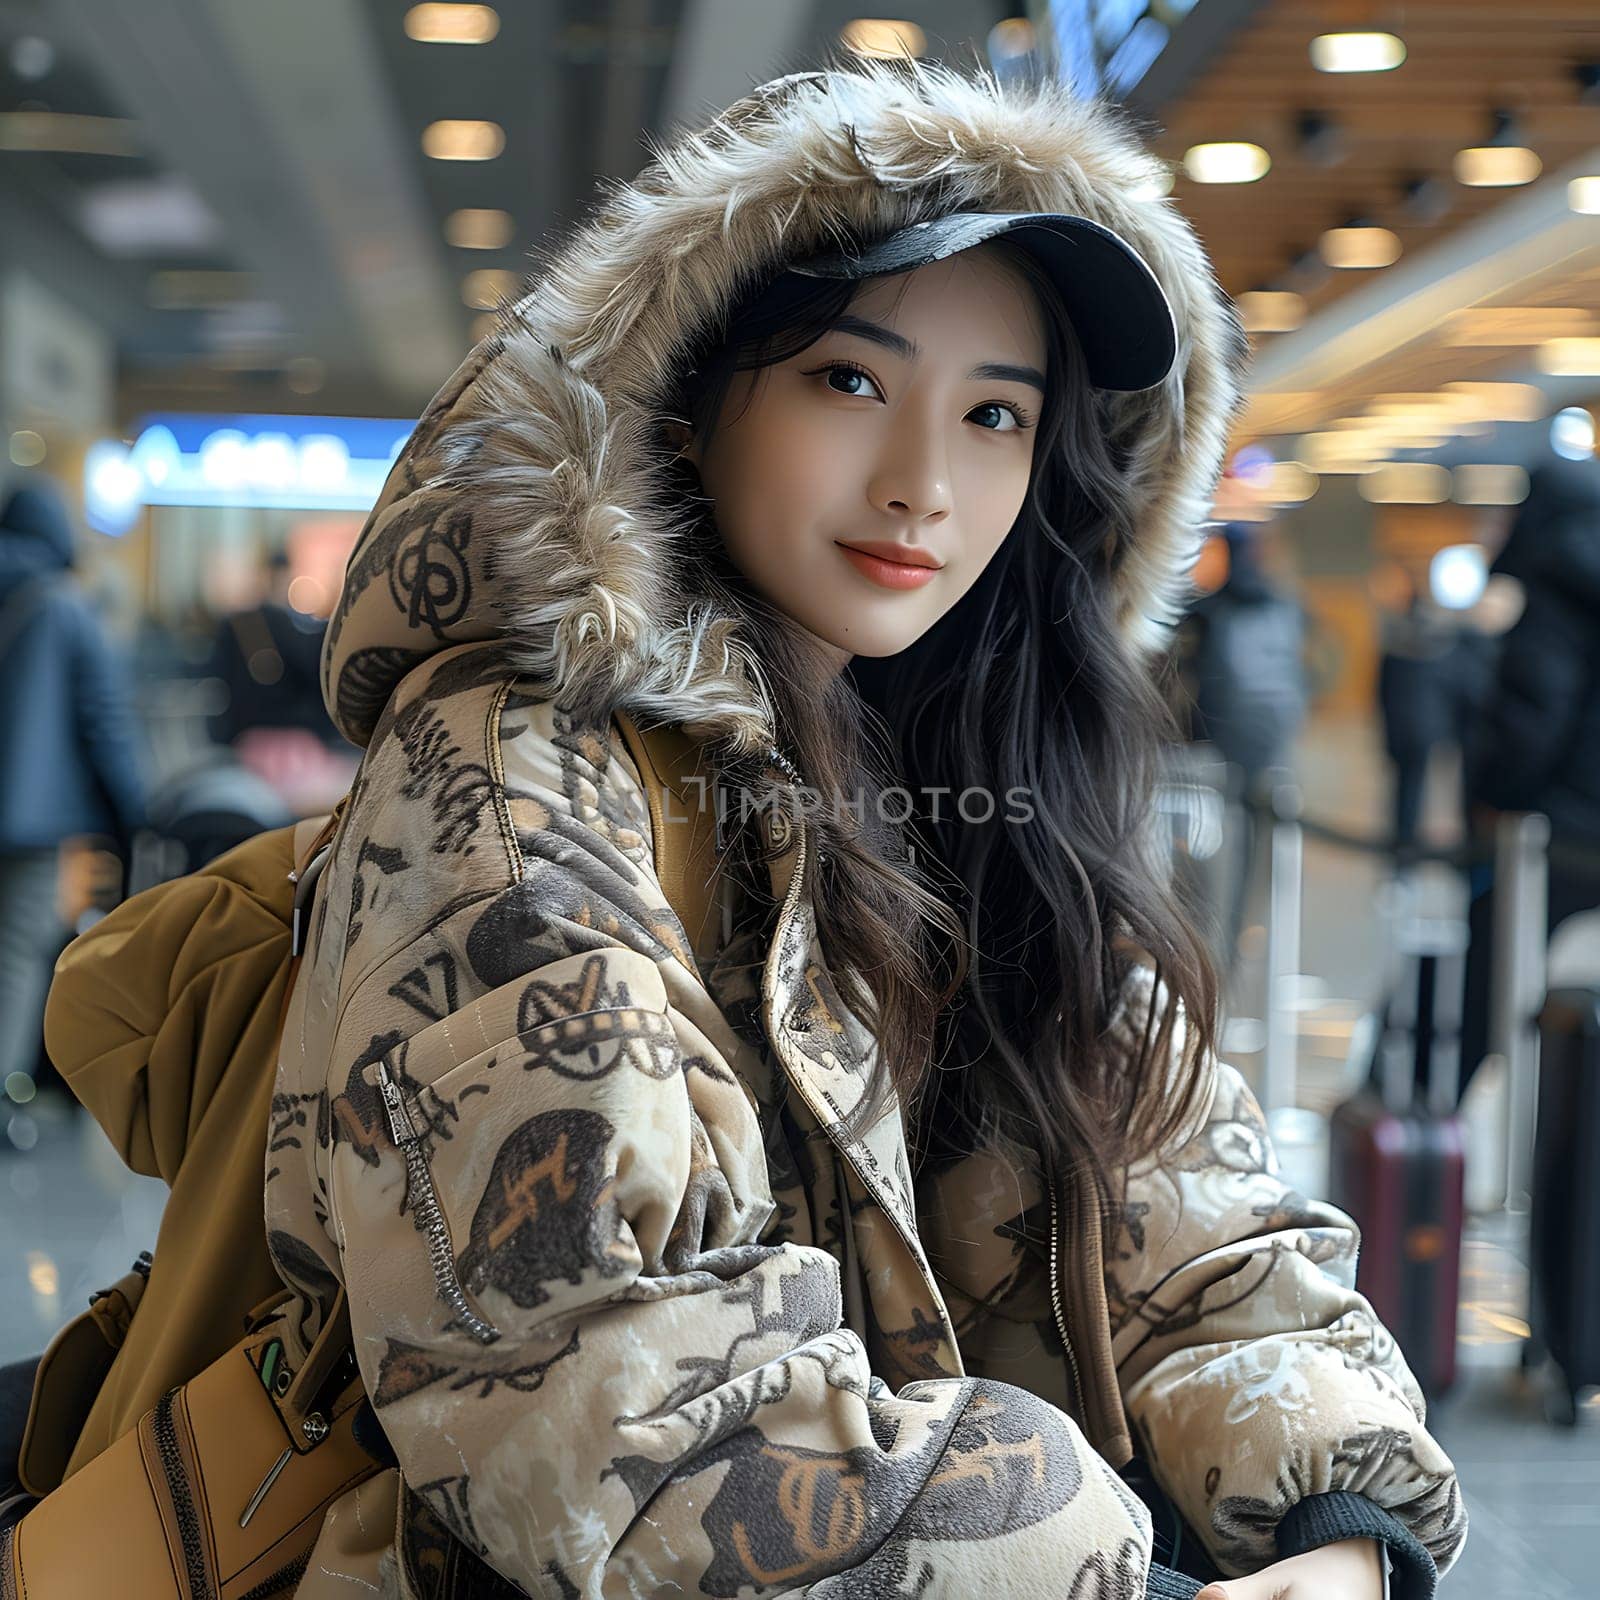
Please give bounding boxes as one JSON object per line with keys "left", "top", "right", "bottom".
{"left": 1492, "top": 812, "right": 1549, "bottom": 1211}
{"left": 1262, "top": 780, "right": 1303, "bottom": 1116}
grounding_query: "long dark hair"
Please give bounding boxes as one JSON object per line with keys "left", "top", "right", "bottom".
{"left": 666, "top": 238, "right": 1217, "bottom": 1192}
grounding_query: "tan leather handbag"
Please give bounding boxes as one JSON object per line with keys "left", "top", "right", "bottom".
{"left": 2, "top": 1289, "right": 377, "bottom": 1600}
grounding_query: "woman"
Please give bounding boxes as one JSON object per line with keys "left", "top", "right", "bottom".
{"left": 273, "top": 62, "right": 1464, "bottom": 1598}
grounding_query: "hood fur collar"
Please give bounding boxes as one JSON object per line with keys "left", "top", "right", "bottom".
{"left": 323, "top": 59, "right": 1246, "bottom": 750}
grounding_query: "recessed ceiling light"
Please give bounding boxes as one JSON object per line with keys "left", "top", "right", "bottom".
{"left": 1441, "top": 382, "right": 1546, "bottom": 423}
{"left": 404, "top": 4, "right": 499, "bottom": 44}
{"left": 1453, "top": 465, "right": 1531, "bottom": 505}
{"left": 1319, "top": 226, "right": 1402, "bottom": 269}
{"left": 1361, "top": 464, "right": 1451, "bottom": 504}
{"left": 445, "top": 208, "right": 515, "bottom": 250}
{"left": 422, "top": 120, "right": 505, "bottom": 161}
{"left": 462, "top": 269, "right": 520, "bottom": 310}
{"left": 1310, "top": 33, "right": 1406, "bottom": 73}
{"left": 1264, "top": 462, "right": 1319, "bottom": 503}
{"left": 1454, "top": 146, "right": 1541, "bottom": 187}
{"left": 1569, "top": 176, "right": 1600, "bottom": 214}
{"left": 1183, "top": 142, "right": 1271, "bottom": 184}
{"left": 841, "top": 20, "right": 926, "bottom": 59}
{"left": 1537, "top": 338, "right": 1600, "bottom": 376}
{"left": 1237, "top": 291, "right": 1307, "bottom": 333}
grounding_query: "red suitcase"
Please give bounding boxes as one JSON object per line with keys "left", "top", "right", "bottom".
{"left": 1331, "top": 935, "right": 1467, "bottom": 1398}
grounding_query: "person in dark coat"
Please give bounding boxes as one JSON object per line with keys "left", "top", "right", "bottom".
{"left": 1460, "top": 459, "right": 1600, "bottom": 1089}
{"left": 0, "top": 477, "right": 146, "bottom": 1088}
{"left": 1177, "top": 520, "right": 1308, "bottom": 965}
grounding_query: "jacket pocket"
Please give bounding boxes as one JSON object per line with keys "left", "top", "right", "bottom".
{"left": 357, "top": 947, "right": 684, "bottom": 1342}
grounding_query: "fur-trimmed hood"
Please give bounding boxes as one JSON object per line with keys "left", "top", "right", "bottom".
{"left": 323, "top": 59, "right": 1246, "bottom": 751}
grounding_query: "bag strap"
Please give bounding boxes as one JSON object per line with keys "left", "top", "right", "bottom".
{"left": 612, "top": 711, "right": 722, "bottom": 970}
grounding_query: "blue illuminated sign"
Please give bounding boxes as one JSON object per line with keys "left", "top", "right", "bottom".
{"left": 85, "top": 412, "right": 416, "bottom": 534}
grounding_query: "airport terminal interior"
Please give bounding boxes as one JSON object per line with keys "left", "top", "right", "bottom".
{"left": 2, "top": 1, "right": 1599, "bottom": 1593}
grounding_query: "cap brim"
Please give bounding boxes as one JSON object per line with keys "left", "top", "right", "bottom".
{"left": 789, "top": 211, "right": 1177, "bottom": 393}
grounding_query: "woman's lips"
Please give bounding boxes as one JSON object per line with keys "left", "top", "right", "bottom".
{"left": 835, "top": 542, "right": 940, "bottom": 590}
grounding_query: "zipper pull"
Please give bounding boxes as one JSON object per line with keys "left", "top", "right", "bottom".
{"left": 375, "top": 1060, "right": 418, "bottom": 1144}
{"left": 239, "top": 1447, "right": 293, "bottom": 1529}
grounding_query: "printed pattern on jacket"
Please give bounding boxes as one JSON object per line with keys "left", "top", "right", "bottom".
{"left": 268, "top": 651, "right": 1155, "bottom": 1597}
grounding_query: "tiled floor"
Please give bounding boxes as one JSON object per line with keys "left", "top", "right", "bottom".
{"left": 3, "top": 712, "right": 1597, "bottom": 1587}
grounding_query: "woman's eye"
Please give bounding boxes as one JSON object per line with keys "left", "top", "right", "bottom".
{"left": 822, "top": 363, "right": 883, "bottom": 400}
{"left": 969, "top": 402, "right": 1028, "bottom": 433}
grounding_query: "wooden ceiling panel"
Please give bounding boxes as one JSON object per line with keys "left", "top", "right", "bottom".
{"left": 1156, "top": 2, "right": 1600, "bottom": 319}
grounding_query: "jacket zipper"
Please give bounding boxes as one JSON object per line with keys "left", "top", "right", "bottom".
{"left": 151, "top": 1390, "right": 212, "bottom": 1600}
{"left": 235, "top": 1548, "right": 312, "bottom": 1600}
{"left": 375, "top": 1061, "right": 500, "bottom": 1346}
{"left": 1048, "top": 1184, "right": 1086, "bottom": 1422}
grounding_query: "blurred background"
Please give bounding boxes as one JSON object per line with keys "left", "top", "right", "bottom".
{"left": 1, "top": 1, "right": 1599, "bottom": 1587}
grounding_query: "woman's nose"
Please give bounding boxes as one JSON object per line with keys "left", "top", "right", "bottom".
{"left": 867, "top": 430, "right": 953, "bottom": 523}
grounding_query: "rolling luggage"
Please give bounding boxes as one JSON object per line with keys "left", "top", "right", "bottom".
{"left": 1330, "top": 919, "right": 1467, "bottom": 1398}
{"left": 1530, "top": 988, "right": 1600, "bottom": 1424}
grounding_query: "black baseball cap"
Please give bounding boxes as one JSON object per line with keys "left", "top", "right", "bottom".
{"left": 787, "top": 211, "right": 1177, "bottom": 393}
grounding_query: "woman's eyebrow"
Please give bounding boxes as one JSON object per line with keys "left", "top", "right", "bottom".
{"left": 829, "top": 315, "right": 1045, "bottom": 393}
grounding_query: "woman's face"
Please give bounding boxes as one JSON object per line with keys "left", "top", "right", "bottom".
{"left": 686, "top": 245, "right": 1048, "bottom": 662}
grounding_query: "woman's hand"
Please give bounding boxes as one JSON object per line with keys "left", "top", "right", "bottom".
{"left": 1195, "top": 1538, "right": 1385, "bottom": 1599}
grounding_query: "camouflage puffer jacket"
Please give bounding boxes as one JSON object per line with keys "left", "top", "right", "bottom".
{"left": 268, "top": 59, "right": 1465, "bottom": 1600}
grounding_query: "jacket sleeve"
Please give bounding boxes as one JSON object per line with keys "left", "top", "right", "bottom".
{"left": 1103, "top": 973, "right": 1467, "bottom": 1584}
{"left": 323, "top": 737, "right": 1155, "bottom": 1599}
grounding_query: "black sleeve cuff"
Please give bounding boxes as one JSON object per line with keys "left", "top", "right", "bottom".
{"left": 1143, "top": 1565, "right": 1204, "bottom": 1600}
{"left": 1276, "top": 1492, "right": 1438, "bottom": 1599}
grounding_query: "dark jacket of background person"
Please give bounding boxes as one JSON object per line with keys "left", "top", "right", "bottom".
{"left": 206, "top": 582, "right": 337, "bottom": 748}
{"left": 1183, "top": 523, "right": 1308, "bottom": 779}
{"left": 0, "top": 481, "right": 146, "bottom": 853}
{"left": 1465, "top": 460, "right": 1600, "bottom": 842}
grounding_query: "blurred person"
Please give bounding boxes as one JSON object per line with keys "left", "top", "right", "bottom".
{"left": 206, "top": 547, "right": 357, "bottom": 813}
{"left": 1176, "top": 476, "right": 1308, "bottom": 965}
{"left": 207, "top": 546, "right": 336, "bottom": 747}
{"left": 0, "top": 476, "right": 145, "bottom": 1091}
{"left": 1460, "top": 459, "right": 1600, "bottom": 1091}
{"left": 1377, "top": 578, "right": 1495, "bottom": 853}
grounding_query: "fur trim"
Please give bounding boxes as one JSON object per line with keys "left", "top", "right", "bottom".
{"left": 323, "top": 59, "right": 1246, "bottom": 749}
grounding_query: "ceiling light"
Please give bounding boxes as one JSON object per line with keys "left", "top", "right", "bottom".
{"left": 1264, "top": 462, "right": 1319, "bottom": 503}
{"left": 9, "top": 430, "right": 47, "bottom": 468}
{"left": 1454, "top": 146, "right": 1541, "bottom": 187}
{"left": 462, "top": 269, "right": 519, "bottom": 310}
{"left": 0, "top": 111, "right": 139, "bottom": 156}
{"left": 404, "top": 4, "right": 499, "bottom": 44}
{"left": 987, "top": 18, "right": 1035, "bottom": 59}
{"left": 1310, "top": 32, "right": 1406, "bottom": 74}
{"left": 285, "top": 357, "right": 325, "bottom": 396}
{"left": 445, "top": 208, "right": 515, "bottom": 250}
{"left": 1183, "top": 142, "right": 1271, "bottom": 184}
{"left": 9, "top": 36, "right": 56, "bottom": 81}
{"left": 1361, "top": 464, "right": 1451, "bottom": 504}
{"left": 1441, "top": 382, "right": 1546, "bottom": 422}
{"left": 1131, "top": 165, "right": 1175, "bottom": 200}
{"left": 1319, "top": 225, "right": 1401, "bottom": 269}
{"left": 77, "top": 176, "right": 221, "bottom": 256}
{"left": 841, "top": 20, "right": 926, "bottom": 59}
{"left": 1536, "top": 338, "right": 1600, "bottom": 376}
{"left": 1551, "top": 407, "right": 1596, "bottom": 460}
{"left": 1430, "top": 545, "right": 1489, "bottom": 609}
{"left": 1445, "top": 307, "right": 1600, "bottom": 345}
{"left": 1237, "top": 291, "right": 1307, "bottom": 333}
{"left": 422, "top": 120, "right": 505, "bottom": 161}
{"left": 1570, "top": 176, "right": 1600, "bottom": 214}
{"left": 1453, "top": 465, "right": 1531, "bottom": 506}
